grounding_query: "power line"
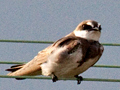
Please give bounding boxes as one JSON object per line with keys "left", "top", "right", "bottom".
{"left": 93, "top": 65, "right": 120, "bottom": 68}
{"left": 0, "top": 75, "right": 120, "bottom": 82}
{"left": 0, "top": 39, "right": 120, "bottom": 46}
{"left": 0, "top": 40, "right": 53, "bottom": 44}
{"left": 0, "top": 61, "right": 25, "bottom": 64}
{"left": 0, "top": 40, "right": 120, "bottom": 83}
{"left": 0, "top": 61, "right": 120, "bottom": 68}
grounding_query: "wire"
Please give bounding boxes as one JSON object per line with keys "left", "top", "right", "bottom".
{"left": 0, "top": 75, "right": 120, "bottom": 82}
{"left": 0, "top": 61, "right": 25, "bottom": 64}
{"left": 0, "top": 61, "right": 120, "bottom": 68}
{"left": 93, "top": 65, "right": 120, "bottom": 68}
{"left": 0, "top": 40, "right": 53, "bottom": 44}
{"left": 102, "top": 43, "right": 120, "bottom": 46}
{"left": 0, "top": 40, "right": 120, "bottom": 83}
{"left": 0, "top": 39, "right": 120, "bottom": 46}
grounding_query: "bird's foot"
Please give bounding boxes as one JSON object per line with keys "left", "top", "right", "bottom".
{"left": 52, "top": 73, "right": 58, "bottom": 82}
{"left": 74, "top": 75, "right": 83, "bottom": 84}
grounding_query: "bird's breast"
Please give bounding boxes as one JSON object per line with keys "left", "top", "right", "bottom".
{"left": 40, "top": 46, "right": 83, "bottom": 77}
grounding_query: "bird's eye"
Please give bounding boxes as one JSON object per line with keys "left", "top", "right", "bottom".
{"left": 99, "top": 25, "right": 102, "bottom": 30}
{"left": 82, "top": 24, "right": 92, "bottom": 30}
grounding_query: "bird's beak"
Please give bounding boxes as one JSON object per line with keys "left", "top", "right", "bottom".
{"left": 92, "top": 27, "right": 101, "bottom": 31}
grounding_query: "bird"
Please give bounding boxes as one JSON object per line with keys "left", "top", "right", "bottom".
{"left": 6, "top": 20, "right": 104, "bottom": 84}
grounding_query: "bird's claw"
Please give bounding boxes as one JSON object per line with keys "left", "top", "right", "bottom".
{"left": 75, "top": 75, "right": 83, "bottom": 84}
{"left": 52, "top": 73, "right": 58, "bottom": 82}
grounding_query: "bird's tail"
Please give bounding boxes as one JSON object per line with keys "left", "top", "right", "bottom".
{"left": 6, "top": 64, "right": 25, "bottom": 72}
{"left": 6, "top": 64, "right": 25, "bottom": 80}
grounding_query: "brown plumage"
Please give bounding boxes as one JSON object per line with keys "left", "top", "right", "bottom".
{"left": 6, "top": 20, "right": 104, "bottom": 84}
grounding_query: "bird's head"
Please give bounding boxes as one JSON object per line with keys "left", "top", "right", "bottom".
{"left": 74, "top": 20, "right": 102, "bottom": 41}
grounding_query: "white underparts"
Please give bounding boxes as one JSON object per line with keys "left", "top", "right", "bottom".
{"left": 74, "top": 30, "right": 101, "bottom": 41}
{"left": 40, "top": 47, "right": 68, "bottom": 76}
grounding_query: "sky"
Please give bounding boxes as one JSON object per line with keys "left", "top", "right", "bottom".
{"left": 0, "top": 0, "right": 120, "bottom": 90}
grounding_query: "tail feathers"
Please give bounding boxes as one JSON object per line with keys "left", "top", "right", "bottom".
{"left": 6, "top": 64, "right": 25, "bottom": 72}
{"left": 6, "top": 64, "right": 26, "bottom": 80}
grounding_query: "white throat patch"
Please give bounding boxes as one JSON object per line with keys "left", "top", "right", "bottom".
{"left": 74, "top": 30, "right": 100, "bottom": 41}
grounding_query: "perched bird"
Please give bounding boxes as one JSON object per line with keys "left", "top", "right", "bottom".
{"left": 6, "top": 20, "right": 104, "bottom": 84}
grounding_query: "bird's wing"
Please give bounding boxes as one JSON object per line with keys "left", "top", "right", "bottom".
{"left": 46, "top": 36, "right": 88, "bottom": 65}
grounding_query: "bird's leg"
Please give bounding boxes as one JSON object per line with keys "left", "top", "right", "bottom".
{"left": 74, "top": 75, "right": 83, "bottom": 84}
{"left": 52, "top": 73, "right": 58, "bottom": 82}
